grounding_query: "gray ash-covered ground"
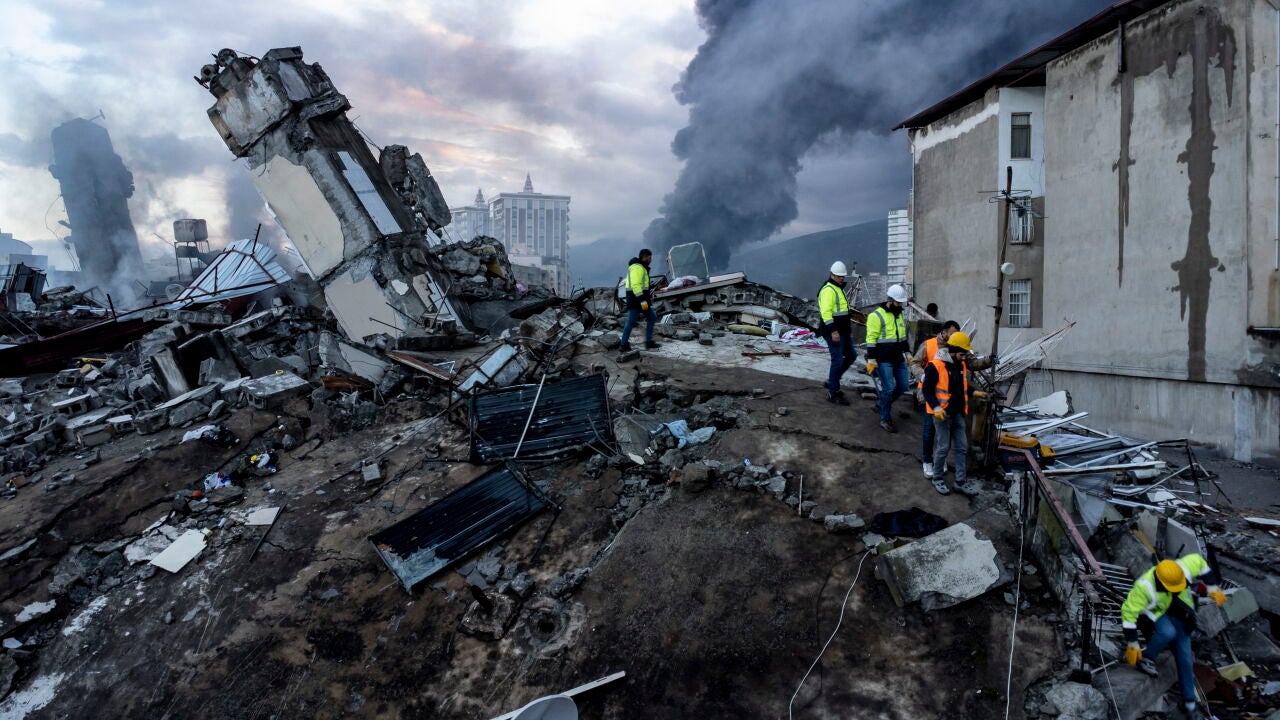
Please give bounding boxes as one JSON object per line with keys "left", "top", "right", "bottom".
{"left": 0, "top": 351, "right": 1062, "bottom": 719}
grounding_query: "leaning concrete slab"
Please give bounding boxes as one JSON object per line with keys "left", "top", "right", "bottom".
{"left": 875, "top": 522, "right": 1004, "bottom": 610}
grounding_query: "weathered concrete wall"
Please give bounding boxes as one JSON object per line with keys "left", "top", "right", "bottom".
{"left": 997, "top": 87, "right": 1047, "bottom": 197}
{"left": 1040, "top": 368, "right": 1280, "bottom": 463}
{"left": 910, "top": 0, "right": 1279, "bottom": 460}
{"left": 909, "top": 92, "right": 1001, "bottom": 332}
{"left": 1045, "top": 0, "right": 1249, "bottom": 384}
{"left": 1040, "top": 0, "right": 1279, "bottom": 460}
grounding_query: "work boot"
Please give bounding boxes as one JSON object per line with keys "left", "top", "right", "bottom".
{"left": 827, "top": 392, "right": 850, "bottom": 406}
{"left": 922, "top": 462, "right": 934, "bottom": 478}
{"left": 619, "top": 343, "right": 633, "bottom": 353}
{"left": 1136, "top": 658, "right": 1158, "bottom": 678}
{"left": 644, "top": 340, "right": 661, "bottom": 349}
{"left": 879, "top": 419, "right": 897, "bottom": 433}
{"left": 953, "top": 479, "right": 980, "bottom": 497}
{"left": 930, "top": 476, "right": 951, "bottom": 495}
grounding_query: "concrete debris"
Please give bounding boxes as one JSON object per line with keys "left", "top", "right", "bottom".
{"left": 679, "top": 463, "right": 714, "bottom": 493}
{"left": 3, "top": 38, "right": 1280, "bottom": 720}
{"left": 149, "top": 530, "right": 208, "bottom": 573}
{"left": 875, "top": 522, "right": 1003, "bottom": 610}
{"left": 823, "top": 514, "right": 865, "bottom": 533}
{"left": 1042, "top": 682, "right": 1108, "bottom": 720}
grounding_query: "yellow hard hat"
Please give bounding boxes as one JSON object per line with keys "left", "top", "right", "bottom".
{"left": 1155, "top": 560, "right": 1187, "bottom": 593}
{"left": 948, "top": 331, "right": 973, "bottom": 352}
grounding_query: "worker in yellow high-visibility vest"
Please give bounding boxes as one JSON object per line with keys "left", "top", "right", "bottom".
{"left": 620, "top": 249, "right": 659, "bottom": 352}
{"left": 864, "top": 284, "right": 910, "bottom": 433}
{"left": 817, "top": 261, "right": 856, "bottom": 404}
{"left": 1122, "top": 554, "right": 1226, "bottom": 719}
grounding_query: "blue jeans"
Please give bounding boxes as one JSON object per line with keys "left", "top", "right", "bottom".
{"left": 874, "top": 361, "right": 910, "bottom": 421}
{"left": 931, "top": 412, "right": 967, "bottom": 483}
{"left": 821, "top": 327, "right": 856, "bottom": 394}
{"left": 1146, "top": 613, "right": 1196, "bottom": 703}
{"left": 922, "top": 412, "right": 936, "bottom": 461}
{"left": 620, "top": 307, "right": 655, "bottom": 346}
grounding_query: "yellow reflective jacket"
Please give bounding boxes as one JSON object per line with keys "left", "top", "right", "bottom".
{"left": 627, "top": 260, "right": 650, "bottom": 296}
{"left": 817, "top": 281, "right": 849, "bottom": 325}
{"left": 1120, "top": 553, "right": 1212, "bottom": 631}
{"left": 865, "top": 306, "right": 908, "bottom": 361}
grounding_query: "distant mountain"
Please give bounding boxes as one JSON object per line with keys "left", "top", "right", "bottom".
{"left": 729, "top": 220, "right": 887, "bottom": 297}
{"left": 566, "top": 219, "right": 888, "bottom": 295}
{"left": 568, "top": 236, "right": 635, "bottom": 290}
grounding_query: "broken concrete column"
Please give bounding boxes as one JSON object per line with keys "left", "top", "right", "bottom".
{"left": 201, "top": 47, "right": 469, "bottom": 348}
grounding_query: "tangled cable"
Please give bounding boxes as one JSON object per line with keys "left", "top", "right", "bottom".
{"left": 788, "top": 550, "right": 873, "bottom": 719}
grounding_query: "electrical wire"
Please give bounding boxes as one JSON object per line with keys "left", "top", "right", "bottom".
{"left": 788, "top": 550, "right": 872, "bottom": 720}
{"left": 1096, "top": 645, "right": 1122, "bottom": 720}
{"left": 1004, "top": 509, "right": 1027, "bottom": 720}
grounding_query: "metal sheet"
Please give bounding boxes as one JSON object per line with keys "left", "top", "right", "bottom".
{"left": 175, "top": 238, "right": 290, "bottom": 305}
{"left": 470, "top": 373, "right": 613, "bottom": 462}
{"left": 368, "top": 464, "right": 547, "bottom": 591}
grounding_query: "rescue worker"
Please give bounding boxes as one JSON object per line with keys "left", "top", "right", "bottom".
{"left": 864, "top": 284, "right": 911, "bottom": 432}
{"left": 921, "top": 331, "right": 979, "bottom": 496}
{"left": 817, "top": 262, "right": 855, "bottom": 405}
{"left": 1122, "top": 554, "right": 1227, "bottom": 718}
{"left": 911, "top": 320, "right": 960, "bottom": 478}
{"left": 619, "top": 249, "right": 659, "bottom": 352}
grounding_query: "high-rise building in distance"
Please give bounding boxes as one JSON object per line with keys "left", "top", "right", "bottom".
{"left": 449, "top": 188, "right": 491, "bottom": 242}
{"left": 488, "top": 174, "right": 571, "bottom": 296}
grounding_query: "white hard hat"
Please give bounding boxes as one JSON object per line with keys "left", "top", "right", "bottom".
{"left": 829, "top": 261, "right": 848, "bottom": 276}
{"left": 887, "top": 284, "right": 909, "bottom": 303}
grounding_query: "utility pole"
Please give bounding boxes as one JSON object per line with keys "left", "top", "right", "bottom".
{"left": 991, "top": 166, "right": 1013, "bottom": 358}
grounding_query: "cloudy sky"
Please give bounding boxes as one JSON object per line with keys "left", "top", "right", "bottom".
{"left": 0, "top": 0, "right": 1109, "bottom": 272}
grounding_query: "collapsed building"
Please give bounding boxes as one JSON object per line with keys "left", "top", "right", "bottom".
{"left": 0, "top": 43, "right": 1279, "bottom": 720}
{"left": 48, "top": 118, "right": 146, "bottom": 298}
{"left": 200, "top": 47, "right": 471, "bottom": 350}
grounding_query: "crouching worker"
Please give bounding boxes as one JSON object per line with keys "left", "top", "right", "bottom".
{"left": 1122, "top": 554, "right": 1227, "bottom": 719}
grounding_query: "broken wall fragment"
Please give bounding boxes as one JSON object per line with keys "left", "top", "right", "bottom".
{"left": 200, "top": 47, "right": 469, "bottom": 348}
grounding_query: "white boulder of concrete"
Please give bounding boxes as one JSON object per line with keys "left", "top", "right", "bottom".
{"left": 875, "top": 522, "right": 1003, "bottom": 610}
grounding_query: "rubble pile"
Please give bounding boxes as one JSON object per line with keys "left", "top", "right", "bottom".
{"left": 983, "top": 386, "right": 1280, "bottom": 718}
{"left": 0, "top": 272, "right": 110, "bottom": 345}
{"left": 3, "top": 41, "right": 1280, "bottom": 720}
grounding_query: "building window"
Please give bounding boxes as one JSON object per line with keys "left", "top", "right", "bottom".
{"left": 1009, "top": 203, "right": 1033, "bottom": 245}
{"left": 1010, "top": 113, "right": 1032, "bottom": 159}
{"left": 1007, "top": 279, "right": 1031, "bottom": 328}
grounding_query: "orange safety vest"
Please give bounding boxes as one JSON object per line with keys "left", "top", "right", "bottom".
{"left": 914, "top": 336, "right": 941, "bottom": 392}
{"left": 925, "top": 357, "right": 970, "bottom": 415}
{"left": 924, "top": 336, "right": 939, "bottom": 362}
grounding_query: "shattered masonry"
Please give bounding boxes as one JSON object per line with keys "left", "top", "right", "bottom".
{"left": 201, "top": 47, "right": 469, "bottom": 350}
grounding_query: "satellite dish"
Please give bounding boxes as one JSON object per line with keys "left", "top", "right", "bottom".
{"left": 165, "top": 283, "right": 187, "bottom": 301}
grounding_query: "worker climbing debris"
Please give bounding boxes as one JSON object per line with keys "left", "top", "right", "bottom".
{"left": 1122, "top": 554, "right": 1227, "bottom": 719}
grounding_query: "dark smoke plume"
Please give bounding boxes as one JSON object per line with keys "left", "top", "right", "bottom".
{"left": 644, "top": 0, "right": 1110, "bottom": 269}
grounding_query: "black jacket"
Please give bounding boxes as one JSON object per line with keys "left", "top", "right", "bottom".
{"left": 922, "top": 357, "right": 967, "bottom": 415}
